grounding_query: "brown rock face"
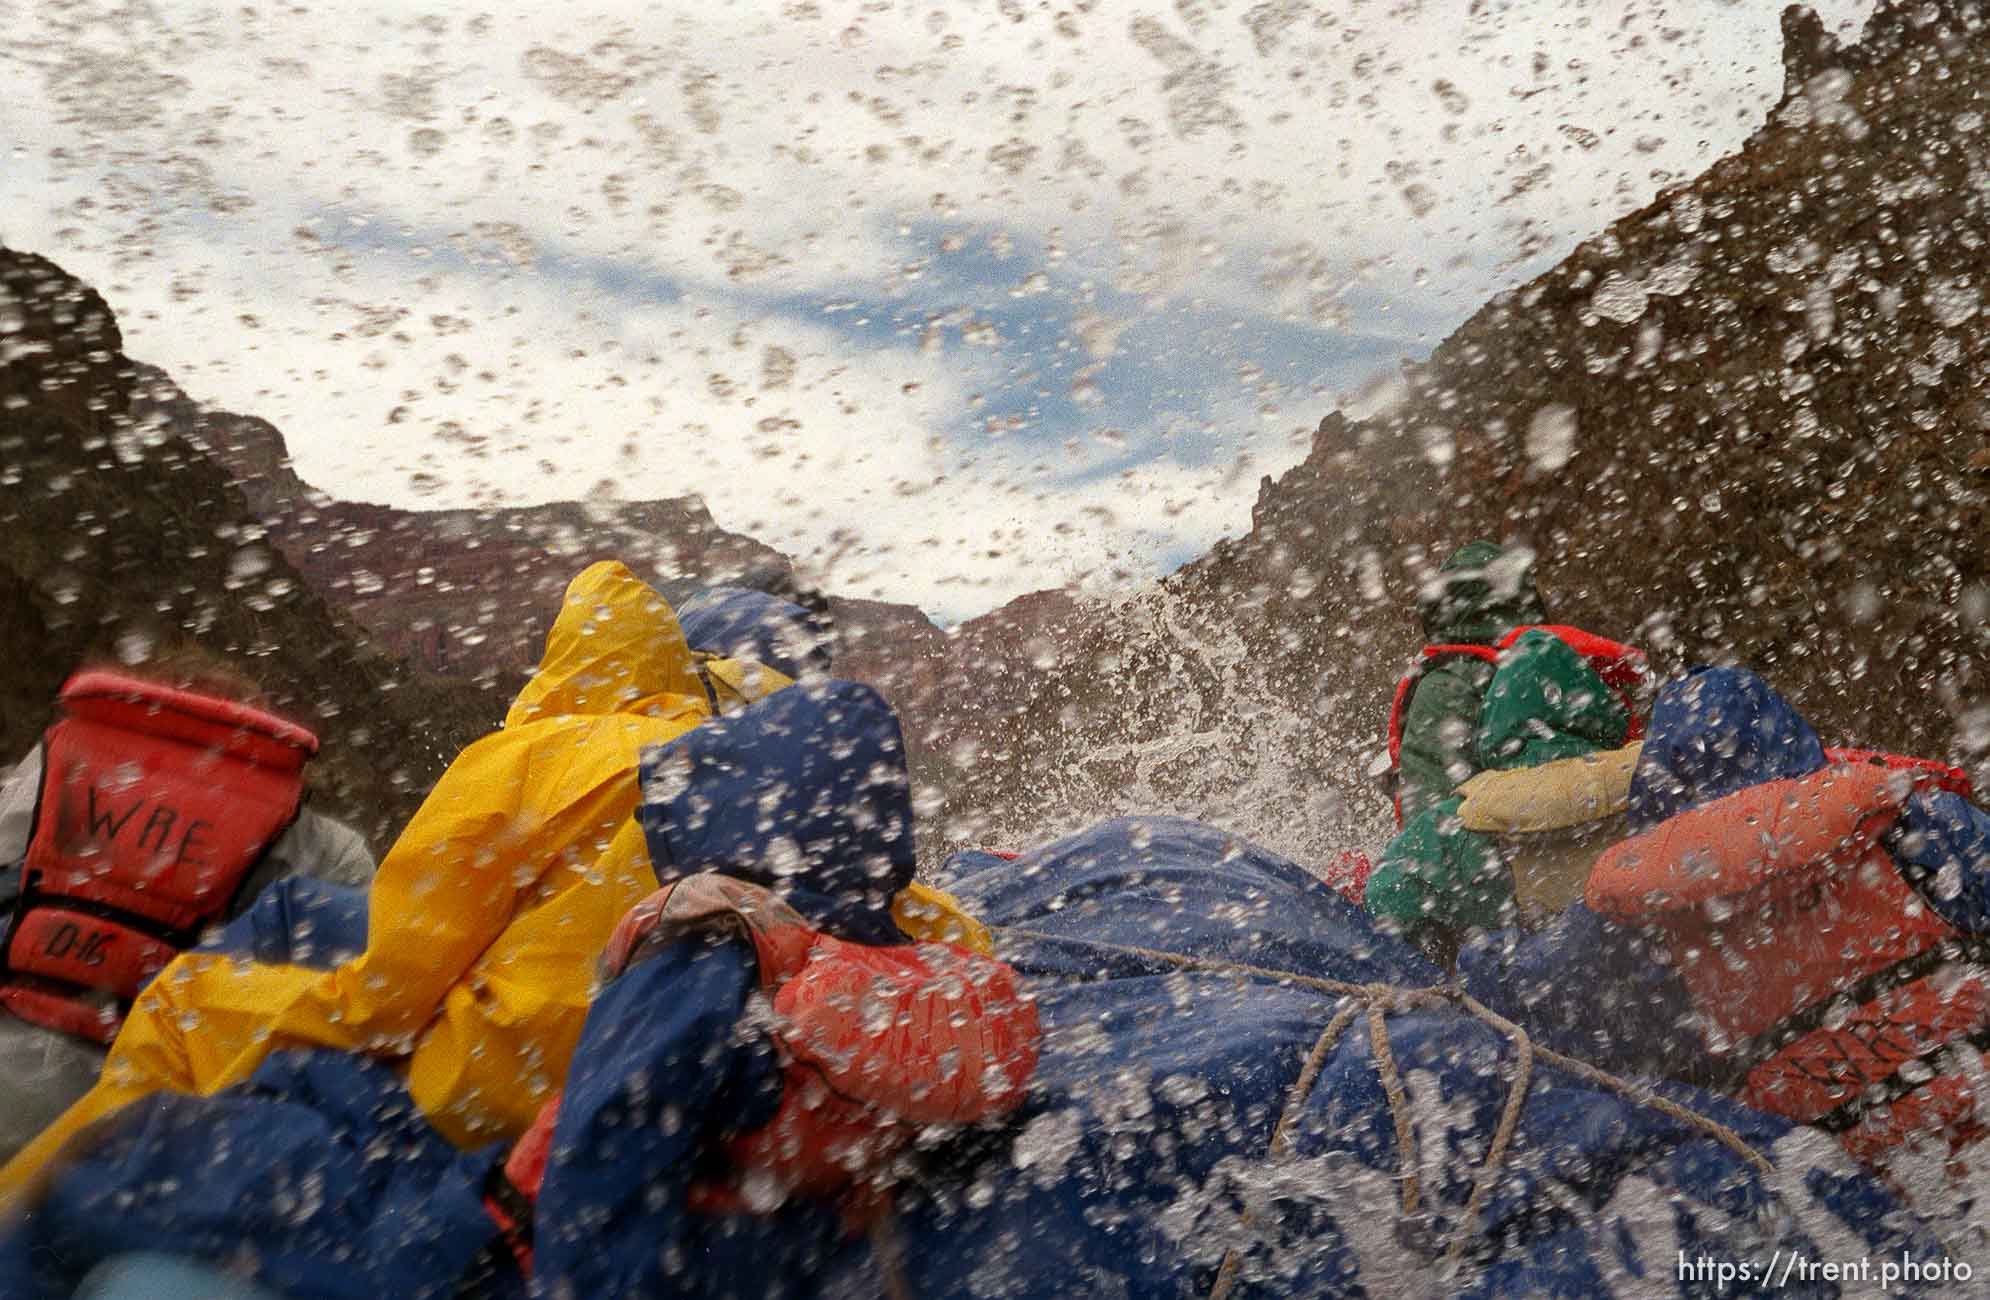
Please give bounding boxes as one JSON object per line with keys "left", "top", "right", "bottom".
{"left": 131, "top": 372, "right": 796, "bottom": 691}
{"left": 0, "top": 248, "right": 497, "bottom": 850}
{"left": 1780, "top": 6, "right": 1844, "bottom": 102}
{"left": 1329, "top": 0, "right": 1990, "bottom": 773}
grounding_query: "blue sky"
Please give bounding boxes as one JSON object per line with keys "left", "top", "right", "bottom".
{"left": 1, "top": 0, "right": 1874, "bottom": 619}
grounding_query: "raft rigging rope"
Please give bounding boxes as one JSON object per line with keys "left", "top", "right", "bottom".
{"left": 990, "top": 925, "right": 1773, "bottom": 1297}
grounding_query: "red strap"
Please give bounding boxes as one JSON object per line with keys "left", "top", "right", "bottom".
{"left": 0, "top": 983, "right": 120, "bottom": 1044}
{"left": 1824, "top": 748, "right": 1973, "bottom": 799}
{"left": 1496, "top": 623, "right": 1639, "bottom": 661}
{"left": 479, "top": 1183, "right": 536, "bottom": 1278}
{"left": 464, "top": 1091, "right": 559, "bottom": 1282}
{"left": 504, "top": 1093, "right": 560, "bottom": 1201}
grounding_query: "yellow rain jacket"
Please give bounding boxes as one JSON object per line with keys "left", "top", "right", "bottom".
{"left": 1, "top": 560, "right": 986, "bottom": 1200}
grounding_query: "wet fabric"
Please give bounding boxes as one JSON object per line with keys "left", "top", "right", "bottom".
{"left": 0, "top": 678, "right": 975, "bottom": 1299}
{"left": 855, "top": 818, "right": 1945, "bottom": 1298}
{"left": 0, "top": 685, "right": 809, "bottom": 1297}
{"left": 1461, "top": 669, "right": 1848, "bottom": 1086}
{"left": 0, "top": 742, "right": 375, "bottom": 1166}
{"left": 0, "top": 1051, "right": 508, "bottom": 1300}
{"left": 1892, "top": 789, "right": 1990, "bottom": 933}
{"left": 0, "top": 560, "right": 730, "bottom": 1196}
{"left": 0, "top": 742, "right": 375, "bottom": 908}
{"left": 0, "top": 812, "right": 1948, "bottom": 1298}
{"left": 635, "top": 677, "right": 989, "bottom": 952}
{"left": 1474, "top": 630, "right": 1630, "bottom": 769}
{"left": 193, "top": 877, "right": 371, "bottom": 970}
{"left": 1583, "top": 674, "right": 1990, "bottom": 1161}
{"left": 1365, "top": 795, "right": 1512, "bottom": 934}
{"left": 1468, "top": 668, "right": 1990, "bottom": 1112}
{"left": 1456, "top": 742, "right": 1641, "bottom": 834}
{"left": 420, "top": 813, "right": 1943, "bottom": 1296}
{"left": 1395, "top": 652, "right": 1497, "bottom": 824}
{"left": 1627, "top": 666, "right": 1827, "bottom": 831}
{"left": 1458, "top": 903, "right": 1707, "bottom": 1083}
{"left": 1394, "top": 541, "right": 1548, "bottom": 822}
{"left": 673, "top": 585, "right": 833, "bottom": 681}
{"left": 638, "top": 680, "right": 916, "bottom": 945}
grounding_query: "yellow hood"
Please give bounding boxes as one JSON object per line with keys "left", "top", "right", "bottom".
{"left": 506, "top": 561, "right": 708, "bottom": 728}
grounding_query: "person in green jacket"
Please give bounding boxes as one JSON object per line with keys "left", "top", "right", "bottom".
{"left": 1393, "top": 540, "right": 1551, "bottom": 823}
{"left": 1368, "top": 627, "right": 1636, "bottom": 963}
{"left": 1371, "top": 543, "right": 1647, "bottom": 965}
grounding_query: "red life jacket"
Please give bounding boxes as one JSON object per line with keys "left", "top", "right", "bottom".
{"left": 1386, "top": 624, "right": 1649, "bottom": 826}
{"left": 482, "top": 873, "right": 1041, "bottom": 1277}
{"left": 1587, "top": 763, "right": 1990, "bottom": 1163}
{"left": 4, "top": 670, "right": 315, "bottom": 1043}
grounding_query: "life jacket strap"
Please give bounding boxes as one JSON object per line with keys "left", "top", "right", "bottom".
{"left": 2, "top": 877, "right": 199, "bottom": 995}
{"left": 1726, "top": 936, "right": 1990, "bottom": 1075}
{"left": 1807, "top": 1019, "right": 1990, "bottom": 1136}
{"left": 0, "top": 980, "right": 121, "bottom": 1044}
{"left": 457, "top": 1162, "right": 537, "bottom": 1295}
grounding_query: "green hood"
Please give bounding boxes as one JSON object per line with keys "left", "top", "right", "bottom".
{"left": 1416, "top": 541, "right": 1549, "bottom": 645}
{"left": 1476, "top": 629, "right": 1629, "bottom": 771}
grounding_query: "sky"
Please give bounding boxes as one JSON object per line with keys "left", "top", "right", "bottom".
{"left": 1, "top": 0, "right": 1875, "bottom": 620}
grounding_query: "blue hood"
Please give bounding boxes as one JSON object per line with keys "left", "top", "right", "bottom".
{"left": 1628, "top": 666, "right": 1826, "bottom": 830}
{"left": 673, "top": 585, "right": 833, "bottom": 679}
{"left": 637, "top": 679, "right": 913, "bottom": 944}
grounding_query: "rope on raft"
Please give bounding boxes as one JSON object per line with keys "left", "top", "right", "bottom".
{"left": 992, "top": 926, "right": 1773, "bottom": 1297}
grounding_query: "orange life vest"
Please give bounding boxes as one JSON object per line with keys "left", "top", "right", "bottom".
{"left": 1386, "top": 624, "right": 1648, "bottom": 826}
{"left": 4, "top": 670, "right": 315, "bottom": 1043}
{"left": 1587, "top": 764, "right": 1990, "bottom": 1162}
{"left": 483, "top": 873, "right": 1041, "bottom": 1276}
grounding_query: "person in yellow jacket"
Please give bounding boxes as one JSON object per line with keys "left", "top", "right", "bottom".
{"left": 0, "top": 559, "right": 986, "bottom": 1202}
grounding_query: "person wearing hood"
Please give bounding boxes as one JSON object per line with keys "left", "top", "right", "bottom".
{"left": 1367, "top": 624, "right": 1644, "bottom": 962}
{"left": 1587, "top": 667, "right": 1990, "bottom": 1172}
{"left": 0, "top": 651, "right": 376, "bottom": 1166}
{"left": 1386, "top": 540, "right": 1646, "bottom": 826}
{"left": 1460, "top": 666, "right": 1990, "bottom": 1179}
{"left": 657, "top": 572, "right": 836, "bottom": 686}
{"left": 0, "top": 560, "right": 984, "bottom": 1205}
{"left": 0, "top": 678, "right": 1036, "bottom": 1300}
